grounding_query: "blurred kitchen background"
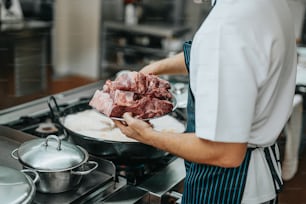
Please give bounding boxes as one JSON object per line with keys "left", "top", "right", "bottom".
{"left": 0, "top": 0, "right": 306, "bottom": 203}
{"left": 0, "top": 0, "right": 214, "bottom": 110}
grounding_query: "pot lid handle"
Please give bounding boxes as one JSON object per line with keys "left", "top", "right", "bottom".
{"left": 45, "top": 135, "right": 61, "bottom": 151}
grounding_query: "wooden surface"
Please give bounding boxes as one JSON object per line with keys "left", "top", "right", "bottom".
{"left": 48, "top": 75, "right": 98, "bottom": 94}
{"left": 0, "top": 74, "right": 98, "bottom": 110}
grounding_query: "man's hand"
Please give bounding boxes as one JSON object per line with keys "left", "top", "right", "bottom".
{"left": 113, "top": 113, "right": 153, "bottom": 143}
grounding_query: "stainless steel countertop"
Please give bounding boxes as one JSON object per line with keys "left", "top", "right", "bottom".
{"left": 0, "top": 20, "right": 52, "bottom": 32}
{"left": 103, "top": 158, "right": 185, "bottom": 204}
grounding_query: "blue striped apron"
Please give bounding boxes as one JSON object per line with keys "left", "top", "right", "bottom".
{"left": 181, "top": 41, "right": 253, "bottom": 204}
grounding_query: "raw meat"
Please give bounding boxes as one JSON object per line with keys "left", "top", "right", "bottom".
{"left": 89, "top": 71, "right": 173, "bottom": 119}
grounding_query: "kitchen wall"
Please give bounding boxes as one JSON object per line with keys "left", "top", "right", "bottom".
{"left": 52, "top": 0, "right": 102, "bottom": 79}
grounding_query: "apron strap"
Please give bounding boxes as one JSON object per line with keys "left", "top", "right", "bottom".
{"left": 183, "top": 41, "right": 192, "bottom": 72}
{"left": 183, "top": 41, "right": 195, "bottom": 103}
{"left": 263, "top": 144, "right": 284, "bottom": 193}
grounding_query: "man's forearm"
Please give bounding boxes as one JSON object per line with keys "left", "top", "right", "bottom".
{"left": 141, "top": 52, "right": 188, "bottom": 75}
{"left": 145, "top": 130, "right": 248, "bottom": 168}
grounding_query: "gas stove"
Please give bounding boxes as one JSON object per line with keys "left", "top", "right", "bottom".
{"left": 0, "top": 81, "right": 186, "bottom": 204}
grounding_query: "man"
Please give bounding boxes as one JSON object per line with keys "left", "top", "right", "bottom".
{"left": 115, "top": 0, "right": 297, "bottom": 203}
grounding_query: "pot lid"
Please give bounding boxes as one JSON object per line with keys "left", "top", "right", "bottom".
{"left": 0, "top": 166, "right": 35, "bottom": 204}
{"left": 17, "top": 135, "right": 86, "bottom": 171}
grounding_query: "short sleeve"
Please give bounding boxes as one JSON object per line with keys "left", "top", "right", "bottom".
{"left": 190, "top": 18, "right": 263, "bottom": 143}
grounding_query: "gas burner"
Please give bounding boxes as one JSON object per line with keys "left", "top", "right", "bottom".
{"left": 114, "top": 154, "right": 177, "bottom": 185}
{"left": 35, "top": 122, "right": 60, "bottom": 137}
{"left": 117, "top": 163, "right": 150, "bottom": 185}
{"left": 4, "top": 114, "right": 65, "bottom": 138}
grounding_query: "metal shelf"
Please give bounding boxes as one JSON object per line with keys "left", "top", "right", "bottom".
{"left": 106, "top": 43, "right": 170, "bottom": 57}
{"left": 100, "top": 21, "right": 190, "bottom": 78}
{"left": 103, "top": 21, "right": 190, "bottom": 38}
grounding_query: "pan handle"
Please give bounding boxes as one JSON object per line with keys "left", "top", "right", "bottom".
{"left": 48, "top": 96, "right": 61, "bottom": 121}
{"left": 71, "top": 161, "right": 98, "bottom": 175}
{"left": 11, "top": 148, "right": 19, "bottom": 160}
{"left": 59, "top": 128, "right": 69, "bottom": 140}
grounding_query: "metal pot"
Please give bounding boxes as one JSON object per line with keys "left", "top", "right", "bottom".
{"left": 0, "top": 166, "right": 39, "bottom": 204}
{"left": 11, "top": 135, "right": 98, "bottom": 193}
{"left": 47, "top": 96, "right": 170, "bottom": 161}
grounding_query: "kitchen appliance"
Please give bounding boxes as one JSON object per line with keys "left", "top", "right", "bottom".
{"left": 0, "top": 81, "right": 187, "bottom": 204}
{"left": 0, "top": 0, "right": 23, "bottom": 22}
{"left": 140, "top": 0, "right": 185, "bottom": 26}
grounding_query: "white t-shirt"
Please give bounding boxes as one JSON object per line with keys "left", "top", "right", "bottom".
{"left": 190, "top": 0, "right": 297, "bottom": 203}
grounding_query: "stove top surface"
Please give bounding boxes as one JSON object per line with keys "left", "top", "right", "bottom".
{"left": 0, "top": 81, "right": 187, "bottom": 204}
{"left": 0, "top": 126, "right": 124, "bottom": 204}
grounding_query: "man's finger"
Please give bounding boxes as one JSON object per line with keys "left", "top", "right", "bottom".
{"left": 122, "top": 112, "right": 134, "bottom": 123}
{"left": 114, "top": 120, "right": 126, "bottom": 128}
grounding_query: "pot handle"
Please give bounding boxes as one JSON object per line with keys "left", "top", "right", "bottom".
{"left": 21, "top": 169, "right": 40, "bottom": 184}
{"left": 11, "top": 148, "right": 19, "bottom": 160}
{"left": 48, "top": 96, "right": 61, "bottom": 121}
{"left": 44, "top": 135, "right": 62, "bottom": 150}
{"left": 71, "top": 161, "right": 98, "bottom": 176}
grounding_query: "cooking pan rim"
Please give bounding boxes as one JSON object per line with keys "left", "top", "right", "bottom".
{"left": 58, "top": 102, "right": 184, "bottom": 145}
{"left": 55, "top": 99, "right": 141, "bottom": 144}
{"left": 58, "top": 100, "right": 180, "bottom": 145}
{"left": 61, "top": 120, "right": 142, "bottom": 144}
{"left": 48, "top": 96, "right": 179, "bottom": 159}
